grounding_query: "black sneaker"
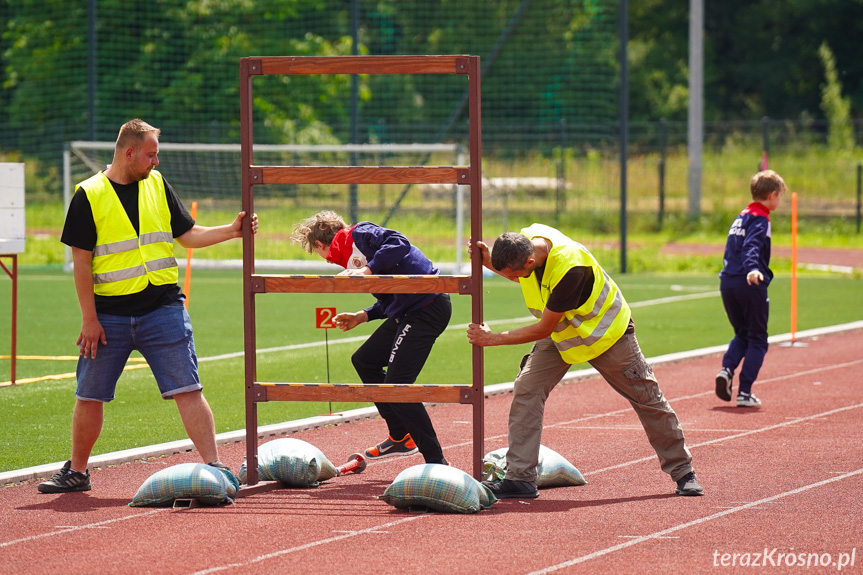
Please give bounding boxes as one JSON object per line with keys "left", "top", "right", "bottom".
{"left": 715, "top": 368, "right": 733, "bottom": 401}
{"left": 482, "top": 479, "right": 539, "bottom": 499}
{"left": 38, "top": 461, "right": 91, "bottom": 493}
{"left": 675, "top": 471, "right": 704, "bottom": 496}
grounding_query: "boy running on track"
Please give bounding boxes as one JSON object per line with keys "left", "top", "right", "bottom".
{"left": 716, "top": 170, "right": 786, "bottom": 408}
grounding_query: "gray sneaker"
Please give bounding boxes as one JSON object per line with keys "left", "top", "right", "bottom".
{"left": 482, "top": 478, "right": 539, "bottom": 499}
{"left": 38, "top": 461, "right": 91, "bottom": 493}
{"left": 715, "top": 368, "right": 733, "bottom": 401}
{"left": 675, "top": 471, "right": 704, "bottom": 496}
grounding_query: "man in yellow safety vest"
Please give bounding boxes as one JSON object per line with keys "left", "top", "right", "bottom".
{"left": 38, "top": 119, "right": 257, "bottom": 494}
{"left": 467, "top": 225, "right": 703, "bottom": 499}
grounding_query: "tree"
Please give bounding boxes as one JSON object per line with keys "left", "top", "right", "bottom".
{"left": 818, "top": 42, "right": 854, "bottom": 151}
{"left": 627, "top": 0, "right": 863, "bottom": 123}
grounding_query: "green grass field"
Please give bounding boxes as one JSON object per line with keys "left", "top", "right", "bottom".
{"left": 1, "top": 267, "right": 861, "bottom": 473}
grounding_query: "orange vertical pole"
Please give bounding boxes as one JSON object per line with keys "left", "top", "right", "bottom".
{"left": 183, "top": 201, "right": 198, "bottom": 310}
{"left": 790, "top": 191, "right": 798, "bottom": 343}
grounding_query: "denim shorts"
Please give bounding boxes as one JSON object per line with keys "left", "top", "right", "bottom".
{"left": 75, "top": 302, "right": 201, "bottom": 402}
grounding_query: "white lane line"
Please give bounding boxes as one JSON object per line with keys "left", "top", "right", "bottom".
{"left": 200, "top": 290, "right": 722, "bottom": 362}
{"left": 0, "top": 509, "right": 166, "bottom": 548}
{"left": 188, "top": 514, "right": 426, "bottom": 574}
{"left": 446, "top": 356, "right": 863, "bottom": 451}
{"left": 629, "top": 290, "right": 720, "bottom": 307}
{"left": 4, "top": 324, "right": 859, "bottom": 550}
{"left": 443, "top": 356, "right": 863, "bottom": 453}
{"left": 524, "top": 467, "right": 863, "bottom": 575}
{"left": 585, "top": 402, "right": 863, "bottom": 477}
{"left": 557, "top": 426, "right": 755, "bottom": 432}
{"left": 286, "top": 357, "right": 863, "bottom": 475}
{"left": 5, "top": 403, "right": 861, "bottom": 553}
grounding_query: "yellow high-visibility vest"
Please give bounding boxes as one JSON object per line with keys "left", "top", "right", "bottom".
{"left": 78, "top": 170, "right": 178, "bottom": 296}
{"left": 519, "top": 224, "right": 631, "bottom": 364}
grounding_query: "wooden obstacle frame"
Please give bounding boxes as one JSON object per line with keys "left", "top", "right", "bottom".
{"left": 239, "top": 55, "right": 485, "bottom": 488}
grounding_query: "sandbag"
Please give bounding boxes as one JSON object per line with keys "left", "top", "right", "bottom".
{"left": 482, "top": 445, "right": 587, "bottom": 488}
{"left": 380, "top": 464, "right": 497, "bottom": 514}
{"left": 129, "top": 462, "right": 239, "bottom": 507}
{"left": 238, "top": 437, "right": 338, "bottom": 487}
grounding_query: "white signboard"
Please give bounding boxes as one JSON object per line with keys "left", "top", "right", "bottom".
{"left": 0, "top": 163, "right": 26, "bottom": 254}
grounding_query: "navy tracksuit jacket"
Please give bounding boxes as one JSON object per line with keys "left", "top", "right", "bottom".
{"left": 719, "top": 202, "right": 773, "bottom": 394}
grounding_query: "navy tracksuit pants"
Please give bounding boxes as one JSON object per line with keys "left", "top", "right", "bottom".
{"left": 351, "top": 294, "right": 452, "bottom": 463}
{"left": 720, "top": 282, "right": 769, "bottom": 395}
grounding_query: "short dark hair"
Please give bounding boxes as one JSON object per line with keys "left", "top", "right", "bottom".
{"left": 491, "top": 232, "right": 534, "bottom": 271}
{"left": 115, "top": 118, "right": 160, "bottom": 152}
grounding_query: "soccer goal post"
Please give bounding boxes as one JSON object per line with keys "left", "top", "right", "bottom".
{"left": 63, "top": 141, "right": 469, "bottom": 273}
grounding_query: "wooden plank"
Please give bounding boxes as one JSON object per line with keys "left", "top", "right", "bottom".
{"left": 252, "top": 275, "right": 471, "bottom": 295}
{"left": 258, "top": 55, "right": 467, "bottom": 76}
{"left": 255, "top": 383, "right": 470, "bottom": 404}
{"left": 254, "top": 166, "right": 465, "bottom": 185}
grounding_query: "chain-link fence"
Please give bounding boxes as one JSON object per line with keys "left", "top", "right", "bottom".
{"left": 2, "top": 0, "right": 861, "bottom": 257}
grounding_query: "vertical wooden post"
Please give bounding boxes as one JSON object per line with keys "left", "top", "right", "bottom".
{"left": 467, "top": 55, "right": 485, "bottom": 480}
{"left": 240, "top": 58, "right": 260, "bottom": 485}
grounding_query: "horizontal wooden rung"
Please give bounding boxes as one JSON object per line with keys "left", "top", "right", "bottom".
{"left": 251, "top": 274, "right": 472, "bottom": 295}
{"left": 255, "top": 55, "right": 471, "bottom": 76}
{"left": 254, "top": 383, "right": 478, "bottom": 404}
{"left": 250, "top": 166, "right": 470, "bottom": 186}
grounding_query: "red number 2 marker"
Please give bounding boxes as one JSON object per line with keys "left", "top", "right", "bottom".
{"left": 316, "top": 307, "right": 337, "bottom": 329}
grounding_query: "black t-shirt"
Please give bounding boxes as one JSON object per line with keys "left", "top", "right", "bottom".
{"left": 61, "top": 174, "right": 195, "bottom": 316}
{"left": 535, "top": 264, "right": 636, "bottom": 334}
{"left": 535, "top": 265, "right": 595, "bottom": 313}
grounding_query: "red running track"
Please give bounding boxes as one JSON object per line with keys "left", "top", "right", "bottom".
{"left": 2, "top": 328, "right": 862, "bottom": 574}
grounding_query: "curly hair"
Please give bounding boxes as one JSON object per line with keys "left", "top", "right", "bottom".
{"left": 291, "top": 210, "right": 348, "bottom": 253}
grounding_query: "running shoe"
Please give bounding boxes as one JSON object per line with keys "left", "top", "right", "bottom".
{"left": 37, "top": 460, "right": 91, "bottom": 493}
{"left": 675, "top": 471, "right": 705, "bottom": 496}
{"left": 736, "top": 392, "right": 762, "bottom": 408}
{"left": 481, "top": 479, "right": 539, "bottom": 499}
{"left": 715, "top": 367, "right": 733, "bottom": 402}
{"left": 364, "top": 434, "right": 418, "bottom": 459}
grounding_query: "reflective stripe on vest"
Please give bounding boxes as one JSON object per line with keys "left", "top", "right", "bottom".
{"left": 78, "top": 170, "right": 178, "bottom": 296}
{"left": 519, "top": 224, "right": 631, "bottom": 364}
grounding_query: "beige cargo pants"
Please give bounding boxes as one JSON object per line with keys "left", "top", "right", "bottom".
{"left": 503, "top": 332, "right": 694, "bottom": 483}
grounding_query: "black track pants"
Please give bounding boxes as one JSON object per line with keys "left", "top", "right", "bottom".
{"left": 351, "top": 294, "right": 452, "bottom": 462}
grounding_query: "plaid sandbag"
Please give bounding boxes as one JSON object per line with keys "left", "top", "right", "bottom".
{"left": 380, "top": 464, "right": 497, "bottom": 513}
{"left": 237, "top": 437, "right": 338, "bottom": 488}
{"left": 129, "top": 462, "right": 240, "bottom": 507}
{"left": 482, "top": 445, "right": 588, "bottom": 488}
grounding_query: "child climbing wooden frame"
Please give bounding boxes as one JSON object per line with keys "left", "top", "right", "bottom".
{"left": 239, "top": 55, "right": 485, "bottom": 487}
